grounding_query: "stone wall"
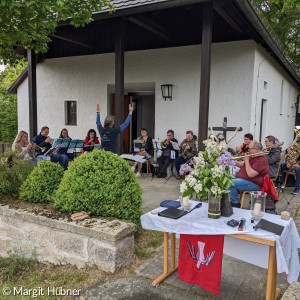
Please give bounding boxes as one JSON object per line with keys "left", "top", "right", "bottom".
{"left": 0, "top": 205, "right": 136, "bottom": 272}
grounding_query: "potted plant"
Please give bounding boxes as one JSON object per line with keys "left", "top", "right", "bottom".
{"left": 180, "top": 139, "right": 235, "bottom": 219}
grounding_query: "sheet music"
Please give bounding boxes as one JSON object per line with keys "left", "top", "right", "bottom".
{"left": 171, "top": 150, "right": 176, "bottom": 159}
{"left": 44, "top": 145, "right": 60, "bottom": 156}
{"left": 120, "top": 154, "right": 147, "bottom": 163}
{"left": 152, "top": 139, "right": 161, "bottom": 149}
{"left": 170, "top": 141, "right": 180, "bottom": 150}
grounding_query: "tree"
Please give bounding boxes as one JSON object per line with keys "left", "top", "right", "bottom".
{"left": 0, "top": 0, "right": 113, "bottom": 64}
{"left": 0, "top": 61, "right": 27, "bottom": 142}
{"left": 253, "top": 0, "right": 300, "bottom": 71}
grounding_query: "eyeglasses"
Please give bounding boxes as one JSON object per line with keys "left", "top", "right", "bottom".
{"left": 167, "top": 134, "right": 173, "bottom": 136}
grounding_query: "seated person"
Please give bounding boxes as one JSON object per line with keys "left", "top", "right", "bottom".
{"left": 58, "top": 128, "right": 75, "bottom": 160}
{"left": 265, "top": 135, "right": 281, "bottom": 178}
{"left": 228, "top": 140, "right": 269, "bottom": 208}
{"left": 279, "top": 149, "right": 300, "bottom": 195}
{"left": 157, "top": 130, "right": 178, "bottom": 178}
{"left": 236, "top": 133, "right": 253, "bottom": 154}
{"left": 33, "top": 126, "right": 69, "bottom": 170}
{"left": 174, "top": 131, "right": 197, "bottom": 179}
{"left": 96, "top": 103, "right": 133, "bottom": 154}
{"left": 12, "top": 130, "right": 37, "bottom": 164}
{"left": 83, "top": 129, "right": 100, "bottom": 152}
{"left": 131, "top": 128, "right": 153, "bottom": 177}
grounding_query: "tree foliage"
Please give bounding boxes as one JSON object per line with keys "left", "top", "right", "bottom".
{"left": 0, "top": 0, "right": 114, "bottom": 64}
{"left": 253, "top": 0, "right": 300, "bottom": 71}
{"left": 0, "top": 61, "right": 27, "bottom": 142}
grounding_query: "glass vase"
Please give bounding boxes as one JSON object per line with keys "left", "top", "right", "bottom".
{"left": 250, "top": 191, "right": 266, "bottom": 220}
{"left": 208, "top": 194, "right": 221, "bottom": 219}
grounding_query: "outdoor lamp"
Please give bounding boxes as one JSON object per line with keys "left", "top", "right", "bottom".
{"left": 161, "top": 84, "right": 173, "bottom": 101}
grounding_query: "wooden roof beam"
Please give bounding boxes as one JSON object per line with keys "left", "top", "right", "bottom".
{"left": 49, "top": 34, "right": 97, "bottom": 50}
{"left": 128, "top": 16, "right": 170, "bottom": 41}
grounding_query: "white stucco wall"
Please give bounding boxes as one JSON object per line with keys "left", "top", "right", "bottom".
{"left": 250, "top": 44, "right": 299, "bottom": 149}
{"left": 17, "top": 40, "right": 298, "bottom": 149}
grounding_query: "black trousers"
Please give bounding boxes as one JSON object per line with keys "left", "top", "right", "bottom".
{"left": 157, "top": 156, "right": 172, "bottom": 176}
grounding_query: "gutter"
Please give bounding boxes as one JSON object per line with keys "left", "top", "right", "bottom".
{"left": 234, "top": 0, "right": 300, "bottom": 87}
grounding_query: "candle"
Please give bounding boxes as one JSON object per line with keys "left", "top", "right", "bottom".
{"left": 183, "top": 196, "right": 190, "bottom": 206}
{"left": 253, "top": 202, "right": 261, "bottom": 216}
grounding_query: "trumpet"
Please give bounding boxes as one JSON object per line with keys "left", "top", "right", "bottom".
{"left": 231, "top": 151, "right": 269, "bottom": 160}
{"left": 161, "top": 139, "right": 168, "bottom": 149}
{"left": 34, "top": 144, "right": 46, "bottom": 153}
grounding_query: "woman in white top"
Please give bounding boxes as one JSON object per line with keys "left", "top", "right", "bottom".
{"left": 12, "top": 131, "right": 35, "bottom": 159}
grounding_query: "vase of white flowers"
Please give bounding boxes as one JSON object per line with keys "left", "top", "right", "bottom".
{"left": 180, "top": 139, "right": 235, "bottom": 219}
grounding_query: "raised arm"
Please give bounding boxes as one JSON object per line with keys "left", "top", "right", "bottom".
{"left": 96, "top": 104, "right": 103, "bottom": 131}
{"left": 120, "top": 104, "right": 133, "bottom": 132}
{"left": 209, "top": 126, "right": 219, "bottom": 143}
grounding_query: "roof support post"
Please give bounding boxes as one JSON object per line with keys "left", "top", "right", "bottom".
{"left": 115, "top": 20, "right": 125, "bottom": 155}
{"left": 27, "top": 49, "right": 37, "bottom": 140}
{"left": 198, "top": 0, "right": 213, "bottom": 150}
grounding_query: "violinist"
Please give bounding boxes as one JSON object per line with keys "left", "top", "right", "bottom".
{"left": 131, "top": 128, "right": 152, "bottom": 177}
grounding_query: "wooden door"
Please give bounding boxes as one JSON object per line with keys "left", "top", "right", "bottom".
{"left": 111, "top": 94, "right": 130, "bottom": 153}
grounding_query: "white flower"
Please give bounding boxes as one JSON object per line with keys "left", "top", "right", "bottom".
{"left": 211, "top": 182, "right": 222, "bottom": 196}
{"left": 211, "top": 165, "right": 226, "bottom": 178}
{"left": 186, "top": 175, "right": 197, "bottom": 187}
{"left": 180, "top": 181, "right": 188, "bottom": 194}
{"left": 194, "top": 182, "right": 203, "bottom": 193}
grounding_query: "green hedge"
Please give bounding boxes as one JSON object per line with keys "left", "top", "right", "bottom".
{"left": 0, "top": 152, "right": 34, "bottom": 197}
{"left": 53, "top": 150, "right": 143, "bottom": 234}
{"left": 20, "top": 160, "right": 64, "bottom": 203}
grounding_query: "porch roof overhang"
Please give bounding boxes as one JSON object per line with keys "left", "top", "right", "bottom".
{"left": 7, "top": 0, "right": 300, "bottom": 94}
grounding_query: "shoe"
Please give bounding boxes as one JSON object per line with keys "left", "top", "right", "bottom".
{"left": 292, "top": 187, "right": 300, "bottom": 195}
{"left": 131, "top": 166, "right": 135, "bottom": 171}
{"left": 231, "top": 202, "right": 241, "bottom": 208}
{"left": 280, "top": 184, "right": 285, "bottom": 189}
{"left": 174, "top": 174, "right": 181, "bottom": 180}
{"left": 136, "top": 172, "right": 141, "bottom": 177}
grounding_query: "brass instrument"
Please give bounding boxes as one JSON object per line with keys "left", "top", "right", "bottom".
{"left": 231, "top": 151, "right": 269, "bottom": 160}
{"left": 285, "top": 128, "right": 300, "bottom": 169}
{"left": 262, "top": 142, "right": 284, "bottom": 152}
{"left": 34, "top": 144, "right": 46, "bottom": 153}
{"left": 161, "top": 139, "right": 168, "bottom": 150}
{"left": 181, "top": 141, "right": 193, "bottom": 157}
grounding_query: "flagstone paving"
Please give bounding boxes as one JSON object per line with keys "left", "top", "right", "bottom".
{"left": 74, "top": 175, "right": 300, "bottom": 300}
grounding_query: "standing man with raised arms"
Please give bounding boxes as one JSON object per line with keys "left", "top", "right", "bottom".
{"left": 96, "top": 103, "right": 133, "bottom": 154}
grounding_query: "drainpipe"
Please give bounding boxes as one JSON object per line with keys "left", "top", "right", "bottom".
{"left": 295, "top": 94, "right": 300, "bottom": 127}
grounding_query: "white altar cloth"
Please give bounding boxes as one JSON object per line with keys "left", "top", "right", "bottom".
{"left": 141, "top": 201, "right": 300, "bottom": 284}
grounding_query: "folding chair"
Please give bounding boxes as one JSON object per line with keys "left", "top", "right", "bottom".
{"left": 283, "top": 171, "right": 296, "bottom": 188}
{"left": 270, "top": 164, "right": 281, "bottom": 196}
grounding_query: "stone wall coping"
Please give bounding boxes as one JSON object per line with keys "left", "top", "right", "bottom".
{"left": 0, "top": 205, "right": 136, "bottom": 242}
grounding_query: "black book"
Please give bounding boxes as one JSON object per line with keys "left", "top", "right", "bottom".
{"left": 254, "top": 219, "right": 285, "bottom": 236}
{"left": 158, "top": 207, "right": 188, "bottom": 219}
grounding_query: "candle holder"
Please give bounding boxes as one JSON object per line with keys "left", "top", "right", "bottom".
{"left": 250, "top": 191, "right": 266, "bottom": 219}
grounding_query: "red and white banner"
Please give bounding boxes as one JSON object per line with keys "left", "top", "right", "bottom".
{"left": 178, "top": 234, "right": 224, "bottom": 295}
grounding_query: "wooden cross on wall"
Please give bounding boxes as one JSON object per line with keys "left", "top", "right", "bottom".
{"left": 210, "top": 117, "right": 243, "bottom": 140}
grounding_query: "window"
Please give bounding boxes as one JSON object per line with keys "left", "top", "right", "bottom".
{"left": 65, "top": 101, "right": 77, "bottom": 125}
{"left": 279, "top": 80, "right": 284, "bottom": 115}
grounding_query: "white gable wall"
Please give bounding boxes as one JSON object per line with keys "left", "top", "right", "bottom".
{"left": 250, "top": 44, "right": 299, "bottom": 148}
{"left": 17, "top": 40, "right": 298, "bottom": 149}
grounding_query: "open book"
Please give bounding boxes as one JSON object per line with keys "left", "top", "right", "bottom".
{"left": 44, "top": 145, "right": 60, "bottom": 156}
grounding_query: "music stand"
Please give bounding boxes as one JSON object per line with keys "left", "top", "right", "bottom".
{"left": 53, "top": 138, "right": 71, "bottom": 148}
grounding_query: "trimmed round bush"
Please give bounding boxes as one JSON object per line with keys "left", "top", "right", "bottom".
{"left": 53, "top": 150, "right": 143, "bottom": 234}
{"left": 0, "top": 151, "right": 34, "bottom": 197}
{"left": 20, "top": 160, "right": 64, "bottom": 203}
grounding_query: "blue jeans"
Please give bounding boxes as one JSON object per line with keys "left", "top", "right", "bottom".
{"left": 280, "top": 163, "right": 300, "bottom": 187}
{"left": 174, "top": 156, "right": 188, "bottom": 174}
{"left": 228, "top": 178, "right": 260, "bottom": 204}
{"left": 38, "top": 154, "right": 69, "bottom": 170}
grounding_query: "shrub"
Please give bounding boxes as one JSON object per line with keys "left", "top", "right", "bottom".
{"left": 53, "top": 150, "right": 143, "bottom": 234}
{"left": 0, "top": 152, "right": 34, "bottom": 197}
{"left": 19, "top": 160, "right": 64, "bottom": 203}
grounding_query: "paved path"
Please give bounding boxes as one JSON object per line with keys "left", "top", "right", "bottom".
{"left": 74, "top": 175, "right": 300, "bottom": 300}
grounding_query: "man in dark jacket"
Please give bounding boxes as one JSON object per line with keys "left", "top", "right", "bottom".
{"left": 33, "top": 126, "right": 69, "bottom": 170}
{"left": 157, "top": 130, "right": 178, "bottom": 178}
{"left": 96, "top": 104, "right": 133, "bottom": 154}
{"left": 174, "top": 131, "right": 197, "bottom": 179}
{"left": 265, "top": 135, "right": 281, "bottom": 178}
